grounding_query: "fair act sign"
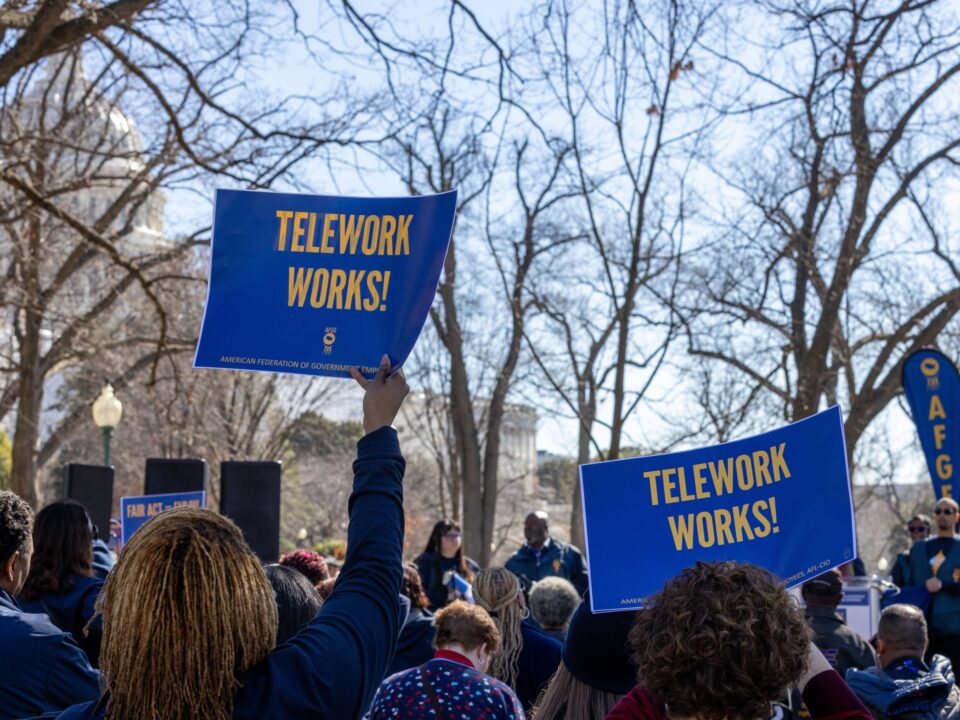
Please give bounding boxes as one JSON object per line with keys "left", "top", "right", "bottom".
{"left": 120, "top": 491, "right": 206, "bottom": 545}
{"left": 194, "top": 189, "right": 457, "bottom": 379}
{"left": 580, "top": 407, "right": 856, "bottom": 613}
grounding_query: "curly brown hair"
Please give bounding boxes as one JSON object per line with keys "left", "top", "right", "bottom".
{"left": 402, "top": 563, "right": 430, "bottom": 609}
{"left": 630, "top": 561, "right": 810, "bottom": 720}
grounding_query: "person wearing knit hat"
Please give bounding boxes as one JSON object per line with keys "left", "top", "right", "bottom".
{"left": 530, "top": 590, "right": 636, "bottom": 720}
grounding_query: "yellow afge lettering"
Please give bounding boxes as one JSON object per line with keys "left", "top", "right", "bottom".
{"left": 930, "top": 395, "right": 947, "bottom": 421}
{"left": 938, "top": 455, "right": 954, "bottom": 481}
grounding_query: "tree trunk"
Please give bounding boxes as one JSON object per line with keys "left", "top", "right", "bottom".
{"left": 445, "top": 320, "right": 485, "bottom": 565}
{"left": 570, "top": 393, "right": 595, "bottom": 550}
{"left": 10, "top": 307, "right": 42, "bottom": 507}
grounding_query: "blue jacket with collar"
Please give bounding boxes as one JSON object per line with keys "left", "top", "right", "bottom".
{"left": 56, "top": 425, "right": 405, "bottom": 720}
{"left": 0, "top": 588, "right": 100, "bottom": 720}
{"left": 505, "top": 537, "right": 588, "bottom": 595}
{"left": 19, "top": 574, "right": 104, "bottom": 667}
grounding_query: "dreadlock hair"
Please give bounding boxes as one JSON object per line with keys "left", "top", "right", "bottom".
{"left": 474, "top": 567, "right": 526, "bottom": 689}
{"left": 98, "top": 508, "right": 278, "bottom": 720}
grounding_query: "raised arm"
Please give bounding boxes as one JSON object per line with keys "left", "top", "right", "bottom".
{"left": 235, "top": 356, "right": 408, "bottom": 720}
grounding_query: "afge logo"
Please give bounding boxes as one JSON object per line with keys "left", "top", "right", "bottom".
{"left": 323, "top": 327, "right": 337, "bottom": 355}
{"left": 921, "top": 357, "right": 941, "bottom": 390}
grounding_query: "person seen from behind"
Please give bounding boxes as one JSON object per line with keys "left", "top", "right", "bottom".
{"left": 528, "top": 576, "right": 580, "bottom": 643}
{"left": 606, "top": 561, "right": 873, "bottom": 720}
{"left": 416, "top": 519, "right": 479, "bottom": 610}
{"left": 0, "top": 490, "right": 99, "bottom": 720}
{"left": 801, "top": 569, "right": 876, "bottom": 676}
{"left": 387, "top": 563, "right": 437, "bottom": 676}
{"left": 474, "top": 566, "right": 563, "bottom": 713}
{"left": 532, "top": 590, "right": 637, "bottom": 720}
{"left": 506, "top": 511, "right": 588, "bottom": 595}
{"left": 278, "top": 548, "right": 329, "bottom": 588}
{"left": 263, "top": 564, "right": 323, "bottom": 645}
{"left": 55, "top": 354, "right": 409, "bottom": 720}
{"left": 907, "top": 496, "right": 960, "bottom": 669}
{"left": 19, "top": 500, "right": 106, "bottom": 667}
{"left": 846, "top": 603, "right": 960, "bottom": 720}
{"left": 369, "top": 600, "right": 524, "bottom": 719}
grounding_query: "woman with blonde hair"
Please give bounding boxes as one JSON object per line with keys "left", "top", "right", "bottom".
{"left": 474, "top": 567, "right": 562, "bottom": 713}
{"left": 55, "top": 356, "right": 410, "bottom": 720}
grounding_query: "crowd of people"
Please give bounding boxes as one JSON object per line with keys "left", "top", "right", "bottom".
{"left": 0, "top": 357, "right": 952, "bottom": 719}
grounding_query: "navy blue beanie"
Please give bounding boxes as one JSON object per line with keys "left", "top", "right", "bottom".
{"left": 561, "top": 590, "right": 638, "bottom": 695}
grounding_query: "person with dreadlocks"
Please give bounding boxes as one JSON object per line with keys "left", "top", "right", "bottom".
{"left": 474, "top": 566, "right": 563, "bottom": 713}
{"left": 56, "top": 354, "right": 409, "bottom": 720}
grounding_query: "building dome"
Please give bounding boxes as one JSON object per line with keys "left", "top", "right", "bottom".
{"left": 15, "top": 53, "right": 169, "bottom": 254}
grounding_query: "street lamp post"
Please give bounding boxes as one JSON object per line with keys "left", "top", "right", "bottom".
{"left": 92, "top": 383, "right": 123, "bottom": 467}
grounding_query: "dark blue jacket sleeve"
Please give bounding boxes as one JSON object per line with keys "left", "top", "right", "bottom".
{"left": 42, "top": 633, "right": 101, "bottom": 711}
{"left": 234, "top": 426, "right": 405, "bottom": 720}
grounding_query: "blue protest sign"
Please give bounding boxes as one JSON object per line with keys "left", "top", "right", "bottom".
{"left": 194, "top": 189, "right": 457, "bottom": 378}
{"left": 902, "top": 349, "right": 959, "bottom": 499}
{"left": 120, "top": 491, "right": 206, "bottom": 545}
{"left": 580, "top": 406, "right": 855, "bottom": 613}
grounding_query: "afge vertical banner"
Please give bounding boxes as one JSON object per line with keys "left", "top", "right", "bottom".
{"left": 580, "top": 406, "right": 855, "bottom": 613}
{"left": 194, "top": 189, "right": 457, "bottom": 378}
{"left": 902, "top": 349, "right": 959, "bottom": 499}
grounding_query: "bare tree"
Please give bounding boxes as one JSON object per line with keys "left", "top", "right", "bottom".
{"left": 0, "top": 3, "right": 376, "bottom": 505}
{"left": 51, "top": 257, "right": 336, "bottom": 506}
{"left": 383, "top": 97, "right": 578, "bottom": 564}
{"left": 678, "top": 0, "right": 960, "bottom": 476}
{"left": 517, "top": 0, "right": 714, "bottom": 546}
{"left": 0, "top": 1, "right": 152, "bottom": 89}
